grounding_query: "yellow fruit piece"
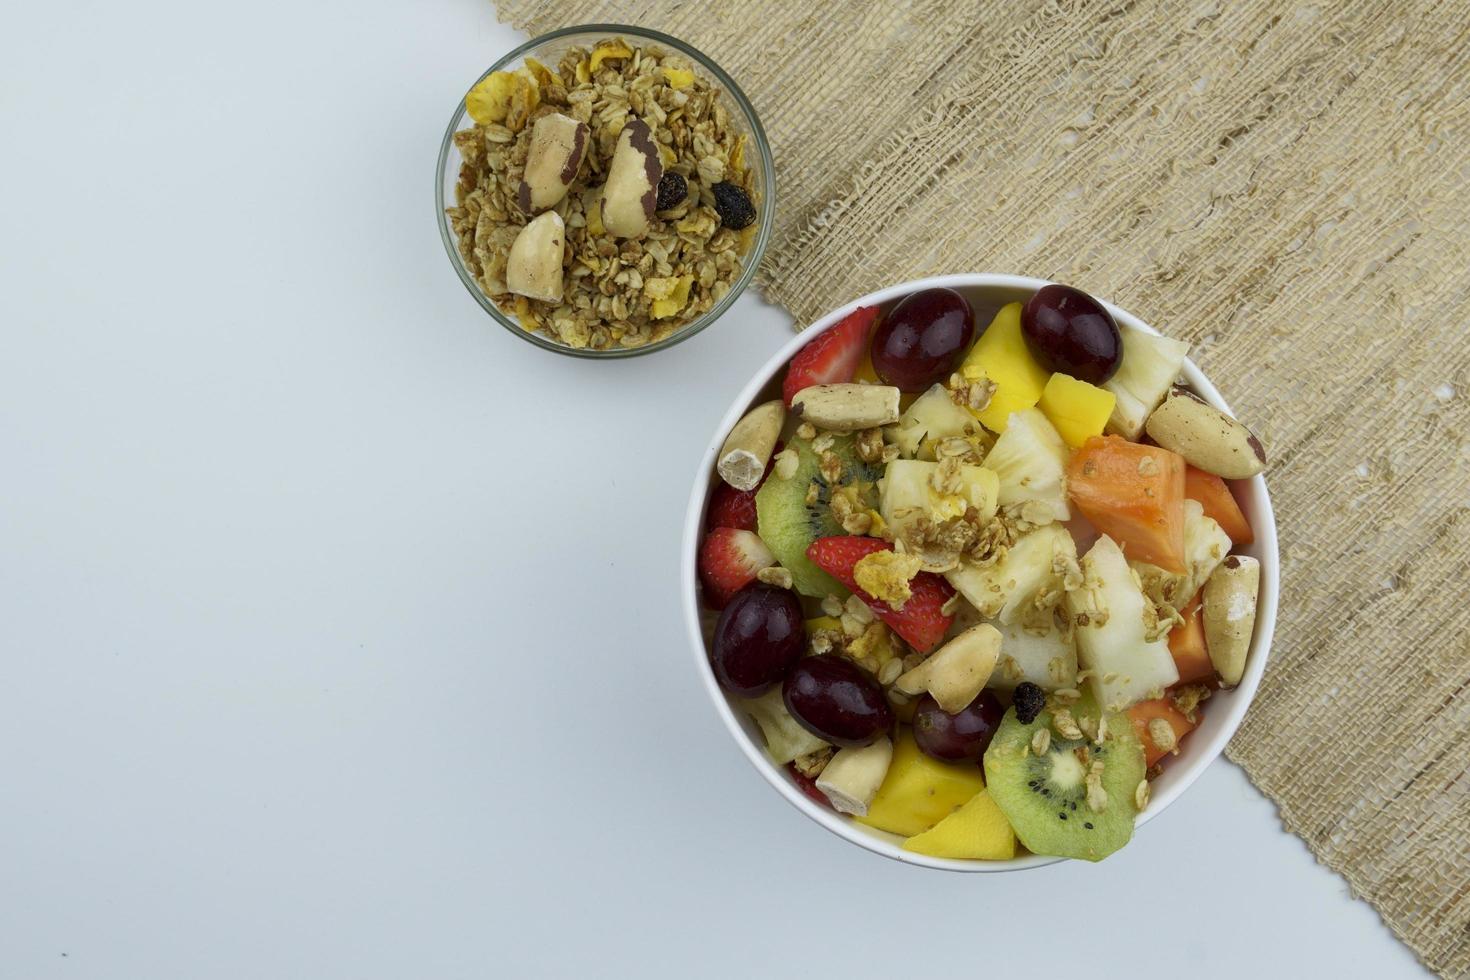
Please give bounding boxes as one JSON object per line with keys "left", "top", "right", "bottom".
{"left": 957, "top": 302, "right": 1050, "bottom": 433}
{"left": 649, "top": 275, "right": 694, "bottom": 318}
{"left": 729, "top": 135, "right": 747, "bottom": 178}
{"left": 524, "top": 57, "right": 557, "bottom": 89}
{"left": 465, "top": 71, "right": 518, "bottom": 124}
{"left": 805, "top": 616, "right": 842, "bottom": 633}
{"left": 902, "top": 789, "right": 1016, "bottom": 860}
{"left": 589, "top": 39, "right": 633, "bottom": 73}
{"left": 661, "top": 66, "right": 695, "bottom": 89}
{"left": 856, "top": 730, "right": 986, "bottom": 837}
{"left": 1038, "top": 372, "right": 1117, "bottom": 448}
{"left": 575, "top": 60, "right": 591, "bottom": 84}
{"left": 504, "top": 70, "right": 541, "bottom": 132}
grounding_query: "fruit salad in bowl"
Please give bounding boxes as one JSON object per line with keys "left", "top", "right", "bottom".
{"left": 683, "top": 274, "right": 1277, "bottom": 870}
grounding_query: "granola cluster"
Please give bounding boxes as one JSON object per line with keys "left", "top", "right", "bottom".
{"left": 446, "top": 38, "right": 759, "bottom": 350}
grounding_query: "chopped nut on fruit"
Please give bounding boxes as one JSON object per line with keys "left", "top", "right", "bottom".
{"left": 1052, "top": 708, "right": 1083, "bottom": 741}
{"left": 773, "top": 448, "right": 799, "bottom": 480}
{"left": 756, "top": 566, "right": 793, "bottom": 589}
{"left": 878, "top": 658, "right": 903, "bottom": 686}
{"left": 853, "top": 550, "right": 924, "bottom": 608}
{"left": 820, "top": 595, "right": 844, "bottom": 618}
{"left": 1031, "top": 728, "right": 1051, "bottom": 756}
{"left": 1171, "top": 684, "right": 1212, "bottom": 724}
{"left": 792, "top": 746, "right": 833, "bottom": 779}
{"left": 796, "top": 422, "right": 817, "bottom": 441}
{"left": 1135, "top": 779, "right": 1151, "bottom": 810}
{"left": 855, "top": 427, "right": 886, "bottom": 464}
{"left": 1147, "top": 717, "right": 1178, "bottom": 754}
{"left": 1085, "top": 761, "right": 1108, "bottom": 813}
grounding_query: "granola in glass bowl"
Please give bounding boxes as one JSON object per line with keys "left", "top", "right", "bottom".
{"left": 438, "top": 27, "right": 773, "bottom": 356}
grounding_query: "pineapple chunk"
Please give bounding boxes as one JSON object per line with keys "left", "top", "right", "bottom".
{"left": 1103, "top": 325, "right": 1189, "bottom": 438}
{"left": 879, "top": 459, "right": 999, "bottom": 569}
{"left": 886, "top": 384, "right": 988, "bottom": 460}
{"left": 741, "top": 688, "right": 829, "bottom": 764}
{"left": 989, "top": 616, "right": 1078, "bottom": 692}
{"left": 1131, "top": 499, "right": 1232, "bottom": 613}
{"left": 956, "top": 303, "right": 1050, "bottom": 433}
{"left": 1066, "top": 535, "right": 1180, "bottom": 710}
{"left": 944, "top": 522, "right": 1078, "bottom": 623}
{"left": 1038, "top": 372, "right": 1117, "bottom": 448}
{"left": 982, "top": 408, "right": 1072, "bottom": 524}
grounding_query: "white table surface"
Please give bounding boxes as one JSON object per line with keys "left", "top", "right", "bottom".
{"left": 0, "top": 2, "right": 1431, "bottom": 977}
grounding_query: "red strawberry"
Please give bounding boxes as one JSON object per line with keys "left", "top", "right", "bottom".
{"left": 699, "top": 528, "right": 776, "bottom": 609}
{"left": 805, "top": 536, "right": 955, "bottom": 653}
{"left": 787, "top": 763, "right": 834, "bottom": 810}
{"left": 782, "top": 305, "right": 880, "bottom": 406}
{"left": 706, "top": 482, "right": 759, "bottom": 532}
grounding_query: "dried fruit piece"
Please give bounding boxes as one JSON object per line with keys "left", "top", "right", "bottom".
{"left": 712, "top": 181, "right": 757, "bottom": 229}
{"left": 656, "top": 172, "right": 688, "bottom": 210}
{"left": 465, "top": 70, "right": 518, "bottom": 124}
{"left": 661, "top": 65, "right": 696, "bottom": 89}
{"left": 588, "top": 39, "right": 633, "bottom": 73}
{"left": 647, "top": 274, "right": 693, "bottom": 319}
{"left": 504, "top": 70, "right": 541, "bottom": 132}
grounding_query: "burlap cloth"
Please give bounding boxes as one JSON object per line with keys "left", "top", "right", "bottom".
{"left": 494, "top": 1, "right": 1470, "bottom": 973}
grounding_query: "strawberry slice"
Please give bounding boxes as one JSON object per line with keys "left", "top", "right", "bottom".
{"left": 782, "top": 306, "right": 880, "bottom": 406}
{"left": 699, "top": 528, "right": 776, "bottom": 609}
{"left": 805, "top": 536, "right": 955, "bottom": 653}
{"left": 706, "top": 482, "right": 759, "bottom": 532}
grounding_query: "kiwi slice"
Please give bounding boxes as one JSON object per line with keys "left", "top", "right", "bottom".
{"left": 982, "top": 695, "right": 1146, "bottom": 862}
{"left": 755, "top": 435, "right": 879, "bottom": 597}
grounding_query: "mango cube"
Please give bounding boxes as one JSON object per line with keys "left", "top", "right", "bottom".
{"left": 856, "top": 730, "right": 986, "bottom": 837}
{"left": 1038, "top": 372, "right": 1117, "bottom": 448}
{"left": 902, "top": 788, "right": 1016, "bottom": 860}
{"left": 957, "top": 302, "right": 1050, "bottom": 433}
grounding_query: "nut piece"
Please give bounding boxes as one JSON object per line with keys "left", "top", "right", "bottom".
{"left": 601, "top": 118, "right": 662, "bottom": 239}
{"left": 1144, "top": 387, "right": 1266, "bottom": 479}
{"left": 791, "top": 384, "right": 902, "bottom": 431}
{"left": 893, "top": 623, "right": 1001, "bottom": 713}
{"left": 505, "top": 210, "right": 565, "bottom": 303}
{"left": 814, "top": 736, "right": 893, "bottom": 816}
{"left": 517, "top": 112, "right": 589, "bottom": 214}
{"left": 1201, "top": 555, "right": 1260, "bottom": 686}
{"left": 717, "top": 400, "right": 785, "bottom": 490}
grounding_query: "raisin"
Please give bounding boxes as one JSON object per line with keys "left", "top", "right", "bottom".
{"left": 1012, "top": 682, "right": 1046, "bottom": 725}
{"left": 655, "top": 172, "right": 687, "bottom": 211}
{"left": 712, "top": 181, "right": 756, "bottom": 229}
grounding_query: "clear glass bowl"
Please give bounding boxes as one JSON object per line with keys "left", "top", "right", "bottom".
{"left": 435, "top": 24, "right": 776, "bottom": 359}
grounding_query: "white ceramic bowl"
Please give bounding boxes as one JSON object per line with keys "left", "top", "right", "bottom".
{"left": 682, "top": 273, "right": 1279, "bottom": 871}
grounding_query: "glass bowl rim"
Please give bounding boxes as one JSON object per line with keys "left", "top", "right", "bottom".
{"left": 434, "top": 23, "right": 777, "bottom": 360}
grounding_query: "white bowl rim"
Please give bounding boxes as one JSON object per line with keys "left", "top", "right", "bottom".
{"left": 681, "top": 272, "right": 1279, "bottom": 873}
